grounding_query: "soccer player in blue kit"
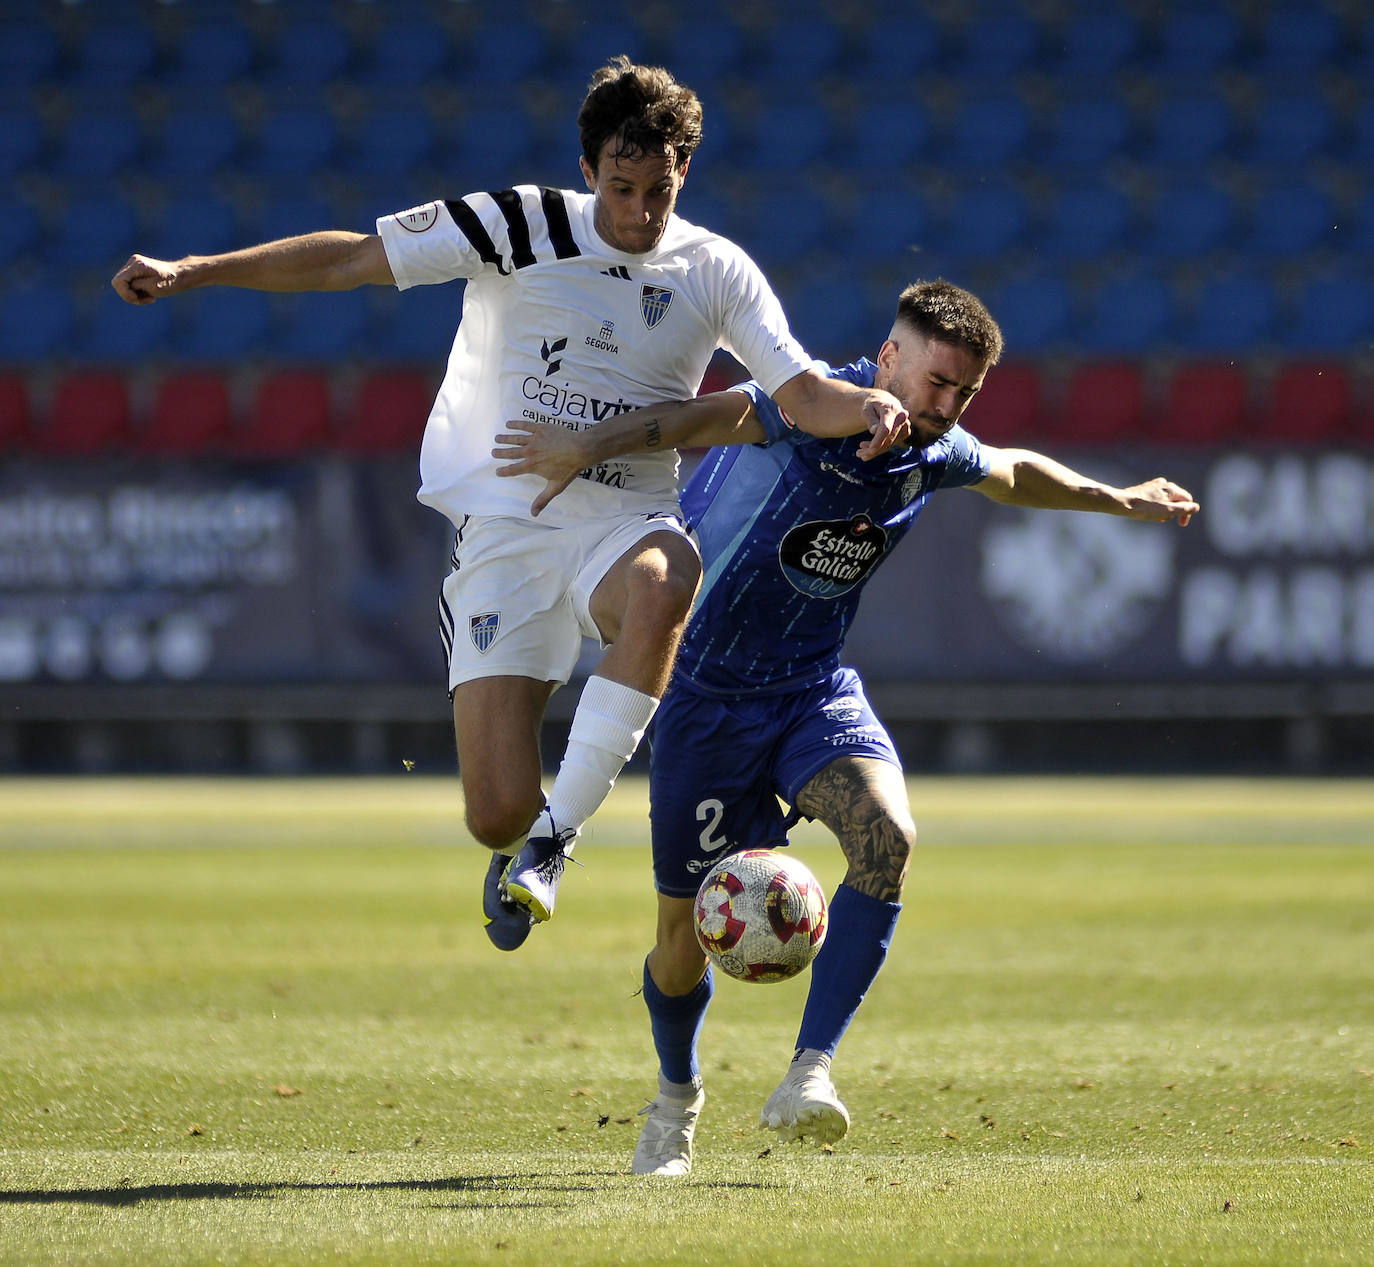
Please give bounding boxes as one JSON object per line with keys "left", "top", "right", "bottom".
{"left": 494, "top": 279, "right": 1200, "bottom": 1176}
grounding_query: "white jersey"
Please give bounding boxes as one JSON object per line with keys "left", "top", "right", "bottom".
{"left": 377, "top": 187, "right": 812, "bottom": 529}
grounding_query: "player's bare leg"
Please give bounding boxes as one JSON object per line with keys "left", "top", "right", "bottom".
{"left": 503, "top": 531, "right": 700, "bottom": 928}
{"left": 452, "top": 675, "right": 557, "bottom": 950}
{"left": 760, "top": 757, "right": 915, "bottom": 1143}
{"left": 633, "top": 893, "right": 711, "bottom": 1175}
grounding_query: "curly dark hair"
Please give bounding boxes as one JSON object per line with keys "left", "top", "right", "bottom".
{"left": 894, "top": 279, "right": 1004, "bottom": 366}
{"left": 577, "top": 55, "right": 704, "bottom": 172}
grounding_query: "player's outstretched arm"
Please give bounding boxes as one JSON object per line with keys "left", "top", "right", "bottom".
{"left": 771, "top": 368, "right": 910, "bottom": 459}
{"left": 493, "top": 391, "right": 760, "bottom": 516}
{"left": 973, "top": 446, "right": 1199, "bottom": 526}
{"left": 111, "top": 232, "right": 394, "bottom": 305}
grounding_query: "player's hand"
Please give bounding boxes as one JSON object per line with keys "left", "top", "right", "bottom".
{"left": 111, "top": 254, "right": 181, "bottom": 305}
{"left": 492, "top": 419, "right": 591, "bottom": 516}
{"left": 1122, "top": 477, "right": 1200, "bottom": 526}
{"left": 855, "top": 392, "right": 910, "bottom": 461}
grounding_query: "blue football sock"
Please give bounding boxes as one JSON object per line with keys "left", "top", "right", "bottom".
{"left": 796, "top": 884, "right": 901, "bottom": 1058}
{"left": 642, "top": 956, "right": 714, "bottom": 1086}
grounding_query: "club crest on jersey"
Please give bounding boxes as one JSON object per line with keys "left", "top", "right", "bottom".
{"left": 398, "top": 203, "right": 440, "bottom": 233}
{"left": 469, "top": 612, "right": 500, "bottom": 653}
{"left": 902, "top": 468, "right": 927, "bottom": 502}
{"left": 640, "top": 284, "right": 674, "bottom": 330}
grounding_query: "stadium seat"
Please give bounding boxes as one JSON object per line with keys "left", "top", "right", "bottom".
{"left": 40, "top": 371, "right": 133, "bottom": 455}
{"left": 1246, "top": 182, "right": 1335, "bottom": 256}
{"left": 947, "top": 94, "right": 1032, "bottom": 168}
{"left": 0, "top": 110, "right": 43, "bottom": 179}
{"left": 0, "top": 195, "right": 40, "bottom": 266}
{"left": 848, "top": 96, "right": 931, "bottom": 169}
{"left": 1253, "top": 5, "right": 1343, "bottom": 74}
{"left": 737, "top": 101, "right": 834, "bottom": 171}
{"left": 1078, "top": 272, "right": 1176, "bottom": 354}
{"left": 563, "top": 20, "right": 647, "bottom": 79}
{"left": 1051, "top": 10, "right": 1141, "bottom": 76}
{"left": 1139, "top": 91, "right": 1235, "bottom": 167}
{"left": 955, "top": 12, "right": 1041, "bottom": 78}
{"left": 335, "top": 370, "right": 434, "bottom": 452}
{"left": 149, "top": 108, "right": 242, "bottom": 180}
{"left": 149, "top": 194, "right": 241, "bottom": 259}
{"left": 1154, "top": 7, "right": 1240, "bottom": 75}
{"left": 142, "top": 372, "right": 234, "bottom": 455}
{"left": 660, "top": 15, "right": 746, "bottom": 83}
{"left": 1183, "top": 274, "right": 1280, "bottom": 353}
{"left": 162, "top": 21, "right": 256, "bottom": 88}
{"left": 51, "top": 111, "right": 143, "bottom": 181}
{"left": 49, "top": 194, "right": 140, "bottom": 270}
{"left": 1353, "top": 98, "right": 1374, "bottom": 164}
{"left": 965, "top": 362, "right": 1041, "bottom": 445}
{"left": 1254, "top": 363, "right": 1352, "bottom": 444}
{"left": 1141, "top": 180, "right": 1234, "bottom": 260}
{"left": 1154, "top": 363, "right": 1250, "bottom": 446}
{"left": 940, "top": 181, "right": 1030, "bottom": 260}
{"left": 988, "top": 273, "right": 1074, "bottom": 355}
{"left": 346, "top": 108, "right": 437, "bottom": 179}
{"left": 79, "top": 288, "right": 174, "bottom": 363}
{"left": 277, "top": 290, "right": 371, "bottom": 361}
{"left": 0, "top": 283, "right": 73, "bottom": 363}
{"left": 787, "top": 270, "right": 872, "bottom": 360}
{"left": 448, "top": 106, "right": 537, "bottom": 185}
{"left": 0, "top": 22, "right": 59, "bottom": 88}
{"left": 248, "top": 107, "right": 338, "bottom": 177}
{"left": 172, "top": 289, "right": 274, "bottom": 362}
{"left": 68, "top": 22, "right": 158, "bottom": 89}
{"left": 1283, "top": 276, "right": 1374, "bottom": 352}
{"left": 744, "top": 186, "right": 831, "bottom": 268}
{"left": 1044, "top": 92, "right": 1133, "bottom": 169}
{"left": 0, "top": 372, "right": 32, "bottom": 450}
{"left": 1038, "top": 182, "right": 1131, "bottom": 261}
{"left": 1244, "top": 91, "right": 1336, "bottom": 165}
{"left": 752, "top": 16, "right": 844, "bottom": 81}
{"left": 461, "top": 19, "right": 549, "bottom": 85}
{"left": 1053, "top": 363, "right": 1145, "bottom": 445}
{"left": 844, "top": 187, "right": 931, "bottom": 258}
{"left": 356, "top": 20, "right": 452, "bottom": 85}
{"left": 857, "top": 14, "right": 945, "bottom": 79}
{"left": 371, "top": 281, "right": 466, "bottom": 362}
{"left": 260, "top": 20, "right": 353, "bottom": 86}
{"left": 235, "top": 370, "right": 333, "bottom": 458}
{"left": 255, "top": 194, "right": 339, "bottom": 245}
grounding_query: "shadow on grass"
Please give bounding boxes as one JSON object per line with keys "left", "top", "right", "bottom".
{"left": 0, "top": 1172, "right": 776, "bottom": 1208}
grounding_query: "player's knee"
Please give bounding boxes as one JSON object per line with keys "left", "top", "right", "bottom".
{"left": 652, "top": 910, "right": 708, "bottom": 994}
{"left": 630, "top": 544, "right": 700, "bottom": 629}
{"left": 853, "top": 812, "right": 916, "bottom": 903}
{"left": 464, "top": 793, "right": 542, "bottom": 851}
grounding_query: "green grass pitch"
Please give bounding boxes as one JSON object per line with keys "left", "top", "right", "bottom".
{"left": 2, "top": 775, "right": 1372, "bottom": 1266}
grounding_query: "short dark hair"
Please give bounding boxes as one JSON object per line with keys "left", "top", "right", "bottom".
{"left": 578, "top": 56, "right": 703, "bottom": 172}
{"left": 894, "top": 279, "right": 1004, "bottom": 366}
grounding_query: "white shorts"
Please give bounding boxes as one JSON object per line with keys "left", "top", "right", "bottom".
{"left": 438, "top": 510, "right": 694, "bottom": 690}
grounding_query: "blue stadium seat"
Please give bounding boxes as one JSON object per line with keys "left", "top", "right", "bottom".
{"left": 0, "top": 110, "right": 43, "bottom": 178}
{"left": 1183, "top": 274, "right": 1279, "bottom": 352}
{"left": 260, "top": 20, "right": 353, "bottom": 86}
{"left": 462, "top": 19, "right": 549, "bottom": 85}
{"left": 1282, "top": 276, "right": 1374, "bottom": 352}
{"left": 276, "top": 290, "right": 371, "bottom": 361}
{"left": 370, "top": 282, "right": 466, "bottom": 362}
{"left": 149, "top": 194, "right": 241, "bottom": 259}
{"left": 988, "top": 272, "right": 1074, "bottom": 354}
{"left": 0, "top": 22, "right": 58, "bottom": 88}
{"left": 0, "top": 196, "right": 40, "bottom": 266}
{"left": 0, "top": 282, "right": 73, "bottom": 363}
{"left": 1139, "top": 91, "right": 1235, "bottom": 167}
{"left": 357, "top": 20, "right": 453, "bottom": 86}
{"left": 1244, "top": 91, "right": 1336, "bottom": 164}
{"left": 347, "top": 109, "right": 437, "bottom": 179}
{"left": 1077, "top": 272, "right": 1177, "bottom": 353}
{"left": 1045, "top": 91, "right": 1133, "bottom": 169}
{"left": 163, "top": 21, "right": 256, "bottom": 87}
{"left": 1154, "top": 8, "right": 1241, "bottom": 75}
{"left": 68, "top": 22, "right": 158, "bottom": 88}
{"left": 1246, "top": 182, "right": 1336, "bottom": 256}
{"left": 845, "top": 188, "right": 930, "bottom": 259}
{"left": 1253, "top": 5, "right": 1343, "bottom": 74}
{"left": 939, "top": 181, "right": 1030, "bottom": 259}
{"left": 449, "top": 106, "right": 537, "bottom": 185}
{"left": 948, "top": 94, "right": 1032, "bottom": 169}
{"left": 172, "top": 289, "right": 274, "bottom": 361}
{"left": 256, "top": 194, "right": 340, "bottom": 244}
{"left": 857, "top": 15, "right": 945, "bottom": 79}
{"left": 1052, "top": 10, "right": 1141, "bottom": 77}
{"left": 49, "top": 194, "right": 140, "bottom": 270}
{"left": 1038, "top": 182, "right": 1131, "bottom": 261}
{"left": 737, "top": 101, "right": 834, "bottom": 170}
{"left": 1142, "top": 180, "right": 1235, "bottom": 259}
{"left": 848, "top": 96, "right": 931, "bottom": 169}
{"left": 788, "top": 268, "right": 873, "bottom": 359}
{"left": 51, "top": 111, "right": 143, "bottom": 182}
{"left": 752, "top": 16, "right": 844, "bottom": 81}
{"left": 1348, "top": 186, "right": 1374, "bottom": 254}
{"left": 660, "top": 15, "right": 745, "bottom": 84}
{"left": 742, "top": 186, "right": 831, "bottom": 269}
{"left": 248, "top": 107, "right": 338, "bottom": 177}
{"left": 563, "top": 20, "right": 647, "bottom": 79}
{"left": 955, "top": 12, "right": 1041, "bottom": 78}
{"left": 150, "top": 106, "right": 241, "bottom": 179}
{"left": 78, "top": 287, "right": 174, "bottom": 362}
{"left": 1354, "top": 99, "right": 1374, "bottom": 163}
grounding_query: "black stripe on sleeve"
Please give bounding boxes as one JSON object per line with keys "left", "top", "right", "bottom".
{"left": 489, "top": 189, "right": 536, "bottom": 270}
{"left": 444, "top": 198, "right": 510, "bottom": 275}
{"left": 540, "top": 187, "right": 582, "bottom": 259}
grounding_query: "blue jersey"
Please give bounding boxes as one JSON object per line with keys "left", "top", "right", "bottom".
{"left": 674, "top": 357, "right": 990, "bottom": 694}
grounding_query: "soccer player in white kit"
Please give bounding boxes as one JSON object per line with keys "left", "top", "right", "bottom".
{"left": 111, "top": 57, "right": 908, "bottom": 949}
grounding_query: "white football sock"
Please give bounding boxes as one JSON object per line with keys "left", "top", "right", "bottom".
{"left": 545, "top": 675, "right": 659, "bottom": 846}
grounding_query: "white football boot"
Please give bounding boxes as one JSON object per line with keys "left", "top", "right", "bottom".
{"left": 631, "top": 1075, "right": 705, "bottom": 1177}
{"left": 759, "top": 1049, "right": 850, "bottom": 1144}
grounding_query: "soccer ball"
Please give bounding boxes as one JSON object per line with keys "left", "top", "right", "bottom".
{"left": 693, "top": 849, "right": 828, "bottom": 983}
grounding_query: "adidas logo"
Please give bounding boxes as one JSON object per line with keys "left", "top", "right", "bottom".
{"left": 600, "top": 265, "right": 632, "bottom": 280}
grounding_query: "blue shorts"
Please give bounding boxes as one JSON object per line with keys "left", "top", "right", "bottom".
{"left": 646, "top": 667, "right": 901, "bottom": 898}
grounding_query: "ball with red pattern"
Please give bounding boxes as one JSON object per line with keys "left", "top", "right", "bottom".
{"left": 693, "top": 849, "right": 828, "bottom": 983}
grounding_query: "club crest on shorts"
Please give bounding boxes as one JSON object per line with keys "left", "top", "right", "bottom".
{"left": 469, "top": 612, "right": 500, "bottom": 653}
{"left": 640, "top": 284, "right": 674, "bottom": 329}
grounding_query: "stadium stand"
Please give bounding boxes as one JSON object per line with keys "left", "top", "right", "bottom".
{"left": 142, "top": 371, "right": 234, "bottom": 455}
{"left": 335, "top": 370, "right": 434, "bottom": 451}
{"left": 1253, "top": 363, "right": 1354, "bottom": 445}
{"left": 1053, "top": 363, "right": 1146, "bottom": 446}
{"left": 964, "top": 362, "right": 1041, "bottom": 445}
{"left": 1154, "top": 363, "right": 1251, "bottom": 447}
{"left": 0, "top": 372, "right": 31, "bottom": 449}
{"left": 234, "top": 370, "right": 333, "bottom": 458}
{"left": 41, "top": 371, "right": 133, "bottom": 455}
